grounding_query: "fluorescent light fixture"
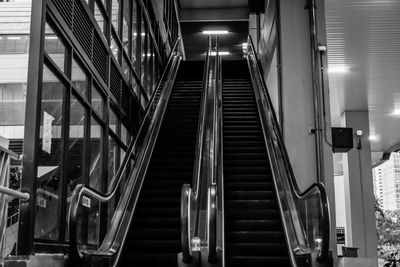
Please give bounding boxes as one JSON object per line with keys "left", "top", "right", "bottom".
{"left": 328, "top": 65, "right": 349, "bottom": 73}
{"left": 45, "top": 36, "right": 58, "bottom": 40}
{"left": 392, "top": 109, "right": 400, "bottom": 115}
{"left": 210, "top": 51, "right": 230, "bottom": 56}
{"left": 202, "top": 30, "right": 229, "bottom": 35}
{"left": 369, "top": 134, "right": 377, "bottom": 141}
{"left": 7, "top": 36, "right": 21, "bottom": 40}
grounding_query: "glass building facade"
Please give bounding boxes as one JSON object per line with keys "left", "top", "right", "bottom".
{"left": 0, "top": 0, "right": 180, "bottom": 254}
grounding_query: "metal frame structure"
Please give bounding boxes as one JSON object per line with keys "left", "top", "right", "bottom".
{"left": 18, "top": 0, "right": 180, "bottom": 256}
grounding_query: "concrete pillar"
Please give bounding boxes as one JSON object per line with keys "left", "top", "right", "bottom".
{"left": 342, "top": 111, "right": 377, "bottom": 264}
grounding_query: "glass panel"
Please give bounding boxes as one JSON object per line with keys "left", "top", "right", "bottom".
{"left": 35, "top": 65, "right": 65, "bottom": 240}
{"left": 131, "top": 1, "right": 138, "bottom": 73}
{"left": 88, "top": 117, "right": 102, "bottom": 245}
{"left": 94, "top": 1, "right": 105, "bottom": 36}
{"left": 131, "top": 72, "right": 139, "bottom": 97}
{"left": 109, "top": 108, "right": 118, "bottom": 133}
{"left": 121, "top": 123, "right": 127, "bottom": 146}
{"left": 122, "top": 0, "right": 129, "bottom": 53}
{"left": 66, "top": 95, "right": 85, "bottom": 200}
{"left": 140, "top": 15, "right": 146, "bottom": 83}
{"left": 122, "top": 55, "right": 129, "bottom": 79}
{"left": 71, "top": 58, "right": 89, "bottom": 98}
{"left": 65, "top": 95, "right": 85, "bottom": 241}
{"left": 91, "top": 84, "right": 103, "bottom": 119}
{"left": 110, "top": 34, "right": 119, "bottom": 61}
{"left": 111, "top": 0, "right": 120, "bottom": 34}
{"left": 44, "top": 23, "right": 65, "bottom": 72}
{"left": 89, "top": 117, "right": 102, "bottom": 192}
{"left": 107, "top": 136, "right": 118, "bottom": 226}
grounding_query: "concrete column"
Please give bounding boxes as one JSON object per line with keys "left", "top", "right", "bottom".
{"left": 342, "top": 111, "right": 377, "bottom": 264}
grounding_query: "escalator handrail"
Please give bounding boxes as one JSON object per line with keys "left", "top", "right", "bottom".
{"left": 191, "top": 36, "right": 212, "bottom": 198}
{"left": 180, "top": 36, "right": 212, "bottom": 263}
{"left": 246, "top": 35, "right": 330, "bottom": 263}
{"left": 68, "top": 37, "right": 181, "bottom": 261}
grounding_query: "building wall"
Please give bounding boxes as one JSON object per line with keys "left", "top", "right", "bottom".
{"left": 373, "top": 152, "right": 400, "bottom": 211}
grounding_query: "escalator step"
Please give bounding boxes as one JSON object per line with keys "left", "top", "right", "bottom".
{"left": 222, "top": 61, "right": 290, "bottom": 267}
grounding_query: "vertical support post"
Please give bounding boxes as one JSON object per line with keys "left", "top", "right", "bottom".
{"left": 342, "top": 111, "right": 377, "bottom": 263}
{"left": 18, "top": 0, "right": 46, "bottom": 256}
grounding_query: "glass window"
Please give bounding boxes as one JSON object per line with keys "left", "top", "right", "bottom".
{"left": 121, "top": 123, "right": 127, "bottom": 146}
{"left": 94, "top": 1, "right": 105, "bottom": 36}
{"left": 67, "top": 95, "right": 85, "bottom": 197}
{"left": 110, "top": 34, "right": 119, "bottom": 61}
{"left": 89, "top": 117, "right": 102, "bottom": 192}
{"left": 0, "top": 35, "right": 29, "bottom": 54}
{"left": 44, "top": 23, "right": 66, "bottom": 72}
{"left": 131, "top": 1, "right": 138, "bottom": 73}
{"left": 109, "top": 108, "right": 118, "bottom": 133}
{"left": 91, "top": 84, "right": 104, "bottom": 118}
{"left": 35, "top": 64, "right": 65, "bottom": 240}
{"left": 140, "top": 18, "right": 147, "bottom": 84}
{"left": 111, "top": 0, "right": 120, "bottom": 34}
{"left": 122, "top": 55, "right": 129, "bottom": 79}
{"left": 122, "top": 0, "right": 129, "bottom": 53}
{"left": 71, "top": 58, "right": 89, "bottom": 98}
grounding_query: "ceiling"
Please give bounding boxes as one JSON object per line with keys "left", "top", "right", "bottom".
{"left": 325, "top": 0, "right": 400, "bottom": 160}
{"left": 178, "top": 0, "right": 249, "bottom": 60}
{"left": 177, "top": 0, "right": 400, "bottom": 164}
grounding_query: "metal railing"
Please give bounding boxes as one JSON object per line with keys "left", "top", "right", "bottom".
{"left": 245, "top": 35, "right": 330, "bottom": 264}
{"left": 0, "top": 146, "right": 27, "bottom": 265}
{"left": 68, "top": 38, "right": 182, "bottom": 265}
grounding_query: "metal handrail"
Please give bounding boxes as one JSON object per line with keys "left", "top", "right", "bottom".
{"left": 246, "top": 35, "right": 330, "bottom": 263}
{"left": 0, "top": 187, "right": 29, "bottom": 201}
{"left": 68, "top": 38, "right": 181, "bottom": 262}
{"left": 180, "top": 36, "right": 212, "bottom": 263}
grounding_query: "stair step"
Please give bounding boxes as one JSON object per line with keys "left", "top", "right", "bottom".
{"left": 225, "top": 256, "right": 291, "bottom": 266}
{"left": 226, "top": 219, "right": 283, "bottom": 231}
{"left": 226, "top": 243, "right": 288, "bottom": 255}
{"left": 225, "top": 199, "right": 278, "bottom": 209}
{"left": 225, "top": 191, "right": 275, "bottom": 200}
{"left": 226, "top": 230, "right": 285, "bottom": 243}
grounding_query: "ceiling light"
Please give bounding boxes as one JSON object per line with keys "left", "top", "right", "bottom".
{"left": 202, "top": 30, "right": 229, "bottom": 35}
{"left": 45, "top": 36, "right": 58, "bottom": 40}
{"left": 369, "top": 134, "right": 377, "bottom": 141}
{"left": 242, "top": 43, "right": 247, "bottom": 48}
{"left": 210, "top": 51, "right": 230, "bottom": 56}
{"left": 133, "top": 32, "right": 146, "bottom": 36}
{"left": 7, "top": 36, "right": 21, "bottom": 40}
{"left": 328, "top": 65, "right": 349, "bottom": 73}
{"left": 392, "top": 109, "right": 400, "bottom": 115}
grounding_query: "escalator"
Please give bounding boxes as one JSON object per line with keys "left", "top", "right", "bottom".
{"left": 222, "top": 60, "right": 291, "bottom": 266}
{"left": 118, "top": 61, "right": 204, "bottom": 267}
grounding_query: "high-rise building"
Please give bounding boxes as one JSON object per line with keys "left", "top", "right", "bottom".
{"left": 373, "top": 152, "right": 400, "bottom": 211}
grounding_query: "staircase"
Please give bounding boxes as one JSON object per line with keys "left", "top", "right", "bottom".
{"left": 222, "top": 60, "right": 291, "bottom": 266}
{"left": 118, "top": 61, "right": 204, "bottom": 267}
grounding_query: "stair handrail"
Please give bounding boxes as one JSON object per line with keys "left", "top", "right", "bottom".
{"left": 68, "top": 37, "right": 181, "bottom": 262}
{"left": 180, "top": 35, "right": 214, "bottom": 263}
{"left": 245, "top": 35, "right": 330, "bottom": 263}
{"left": 1, "top": 146, "right": 25, "bottom": 265}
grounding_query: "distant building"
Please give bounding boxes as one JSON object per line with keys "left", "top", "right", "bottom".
{"left": 373, "top": 152, "right": 400, "bottom": 211}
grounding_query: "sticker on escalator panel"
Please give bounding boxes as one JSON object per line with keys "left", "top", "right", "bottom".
{"left": 82, "top": 196, "right": 91, "bottom": 208}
